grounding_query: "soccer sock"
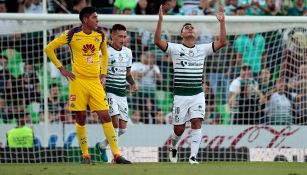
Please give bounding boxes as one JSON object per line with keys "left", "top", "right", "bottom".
{"left": 100, "top": 128, "right": 119, "bottom": 149}
{"left": 190, "top": 129, "right": 202, "bottom": 158}
{"left": 75, "top": 123, "right": 89, "bottom": 156}
{"left": 171, "top": 132, "right": 181, "bottom": 149}
{"left": 102, "top": 122, "right": 121, "bottom": 157}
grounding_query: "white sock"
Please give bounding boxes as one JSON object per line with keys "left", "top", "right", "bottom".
{"left": 100, "top": 128, "right": 119, "bottom": 149}
{"left": 190, "top": 129, "right": 202, "bottom": 158}
{"left": 171, "top": 132, "right": 181, "bottom": 149}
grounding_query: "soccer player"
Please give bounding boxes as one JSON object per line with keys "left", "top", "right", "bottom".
{"left": 44, "top": 7, "right": 131, "bottom": 164}
{"left": 95, "top": 24, "right": 138, "bottom": 162}
{"left": 154, "top": 0, "right": 227, "bottom": 164}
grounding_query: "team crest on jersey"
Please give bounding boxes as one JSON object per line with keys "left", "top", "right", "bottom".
{"left": 174, "top": 115, "right": 180, "bottom": 122}
{"left": 95, "top": 37, "right": 100, "bottom": 42}
{"left": 118, "top": 54, "right": 123, "bottom": 61}
{"left": 70, "top": 95, "right": 76, "bottom": 101}
{"left": 189, "top": 50, "right": 194, "bottom": 57}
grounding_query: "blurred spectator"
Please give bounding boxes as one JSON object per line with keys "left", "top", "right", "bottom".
{"left": 155, "top": 109, "right": 167, "bottom": 124}
{"left": 91, "top": 0, "right": 114, "bottom": 14}
{"left": 24, "top": 0, "right": 43, "bottom": 13}
{"left": 18, "top": 63, "right": 41, "bottom": 105}
{"left": 162, "top": 0, "right": 180, "bottom": 15}
{"left": 258, "top": 68, "right": 274, "bottom": 98}
{"left": 258, "top": 0, "right": 283, "bottom": 16}
{"left": 70, "top": 0, "right": 87, "bottom": 14}
{"left": 288, "top": 64, "right": 307, "bottom": 124}
{"left": 59, "top": 101, "right": 75, "bottom": 123}
{"left": 131, "top": 51, "right": 162, "bottom": 124}
{"left": 121, "top": 7, "right": 133, "bottom": 14}
{"left": 113, "top": 0, "right": 137, "bottom": 14}
{"left": 228, "top": 65, "right": 264, "bottom": 125}
{"left": 0, "top": 0, "right": 7, "bottom": 12}
{"left": 224, "top": 0, "right": 238, "bottom": 15}
{"left": 266, "top": 78, "right": 293, "bottom": 125}
{"left": 287, "top": 0, "right": 307, "bottom": 16}
{"left": 281, "top": 31, "right": 307, "bottom": 81}
{"left": 203, "top": 81, "right": 219, "bottom": 124}
{"left": 6, "top": 117, "right": 34, "bottom": 148}
{"left": 40, "top": 83, "right": 66, "bottom": 123}
{"left": 0, "top": 53, "right": 12, "bottom": 95}
{"left": 130, "top": 110, "right": 142, "bottom": 124}
{"left": 135, "top": 0, "right": 150, "bottom": 15}
{"left": 181, "top": 0, "right": 201, "bottom": 15}
{"left": 234, "top": 33, "right": 266, "bottom": 78}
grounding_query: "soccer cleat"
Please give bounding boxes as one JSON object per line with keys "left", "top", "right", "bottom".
{"left": 114, "top": 156, "right": 132, "bottom": 164}
{"left": 81, "top": 154, "right": 91, "bottom": 164}
{"left": 169, "top": 148, "right": 178, "bottom": 163}
{"left": 189, "top": 156, "right": 199, "bottom": 164}
{"left": 95, "top": 142, "right": 108, "bottom": 162}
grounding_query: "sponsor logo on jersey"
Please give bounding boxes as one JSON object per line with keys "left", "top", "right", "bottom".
{"left": 82, "top": 44, "right": 95, "bottom": 54}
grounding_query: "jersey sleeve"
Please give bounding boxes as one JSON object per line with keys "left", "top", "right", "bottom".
{"left": 44, "top": 30, "right": 69, "bottom": 68}
{"left": 100, "top": 39, "right": 108, "bottom": 75}
{"left": 202, "top": 42, "right": 214, "bottom": 56}
{"left": 165, "top": 42, "right": 175, "bottom": 55}
{"left": 127, "top": 48, "right": 133, "bottom": 68}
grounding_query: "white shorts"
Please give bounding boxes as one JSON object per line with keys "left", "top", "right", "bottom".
{"left": 107, "top": 93, "right": 129, "bottom": 122}
{"left": 172, "top": 92, "right": 205, "bottom": 125}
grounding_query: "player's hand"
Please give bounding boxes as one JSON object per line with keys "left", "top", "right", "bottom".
{"left": 216, "top": 0, "right": 225, "bottom": 23}
{"left": 131, "top": 83, "right": 138, "bottom": 93}
{"left": 59, "top": 66, "right": 75, "bottom": 80}
{"left": 159, "top": 5, "right": 164, "bottom": 21}
{"left": 100, "top": 74, "right": 106, "bottom": 86}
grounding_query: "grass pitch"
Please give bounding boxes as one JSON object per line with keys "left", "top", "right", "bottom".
{"left": 1, "top": 162, "right": 307, "bottom": 175}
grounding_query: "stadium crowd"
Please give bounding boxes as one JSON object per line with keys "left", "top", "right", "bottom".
{"left": 0, "top": 0, "right": 306, "bottom": 125}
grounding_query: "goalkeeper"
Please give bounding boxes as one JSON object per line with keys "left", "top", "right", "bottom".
{"left": 154, "top": 0, "right": 226, "bottom": 164}
{"left": 44, "top": 6, "right": 131, "bottom": 164}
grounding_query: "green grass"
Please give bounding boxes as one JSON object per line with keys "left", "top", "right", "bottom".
{"left": 1, "top": 162, "right": 307, "bottom": 175}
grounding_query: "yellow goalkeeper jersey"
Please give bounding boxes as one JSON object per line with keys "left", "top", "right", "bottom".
{"left": 44, "top": 26, "right": 108, "bottom": 78}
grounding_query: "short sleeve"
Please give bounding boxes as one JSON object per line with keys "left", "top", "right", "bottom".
{"left": 127, "top": 48, "right": 133, "bottom": 68}
{"left": 165, "top": 42, "right": 175, "bottom": 55}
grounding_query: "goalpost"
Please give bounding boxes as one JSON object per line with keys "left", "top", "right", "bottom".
{"left": 0, "top": 14, "right": 306, "bottom": 163}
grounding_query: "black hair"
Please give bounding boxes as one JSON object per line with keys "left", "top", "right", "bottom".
{"left": 181, "top": 23, "right": 192, "bottom": 33}
{"left": 111, "top": 24, "right": 126, "bottom": 33}
{"left": 79, "top": 6, "right": 97, "bottom": 23}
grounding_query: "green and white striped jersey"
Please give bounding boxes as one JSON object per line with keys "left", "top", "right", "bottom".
{"left": 165, "top": 42, "right": 214, "bottom": 96}
{"left": 106, "top": 46, "right": 132, "bottom": 97}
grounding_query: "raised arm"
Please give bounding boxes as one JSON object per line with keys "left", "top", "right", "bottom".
{"left": 154, "top": 5, "right": 168, "bottom": 51}
{"left": 213, "top": 0, "right": 227, "bottom": 52}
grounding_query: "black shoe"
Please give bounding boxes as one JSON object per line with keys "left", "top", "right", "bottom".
{"left": 169, "top": 148, "right": 178, "bottom": 163}
{"left": 114, "top": 156, "right": 132, "bottom": 164}
{"left": 81, "top": 155, "right": 91, "bottom": 164}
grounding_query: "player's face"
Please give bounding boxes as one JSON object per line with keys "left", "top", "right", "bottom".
{"left": 111, "top": 30, "right": 127, "bottom": 49}
{"left": 181, "top": 25, "right": 196, "bottom": 39}
{"left": 84, "top": 12, "right": 98, "bottom": 30}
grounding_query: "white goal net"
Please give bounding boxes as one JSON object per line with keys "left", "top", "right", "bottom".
{"left": 0, "top": 14, "right": 307, "bottom": 163}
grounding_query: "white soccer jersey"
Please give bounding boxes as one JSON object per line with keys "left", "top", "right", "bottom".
{"left": 106, "top": 46, "right": 132, "bottom": 97}
{"left": 165, "top": 42, "right": 214, "bottom": 96}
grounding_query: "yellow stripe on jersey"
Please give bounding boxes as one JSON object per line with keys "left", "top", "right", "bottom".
{"left": 44, "top": 26, "right": 108, "bottom": 78}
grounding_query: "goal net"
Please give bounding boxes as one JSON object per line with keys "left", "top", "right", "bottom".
{"left": 0, "top": 14, "right": 307, "bottom": 163}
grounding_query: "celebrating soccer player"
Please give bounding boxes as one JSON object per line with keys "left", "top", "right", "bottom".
{"left": 44, "top": 7, "right": 131, "bottom": 164}
{"left": 154, "top": 0, "right": 227, "bottom": 164}
{"left": 95, "top": 24, "right": 138, "bottom": 162}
